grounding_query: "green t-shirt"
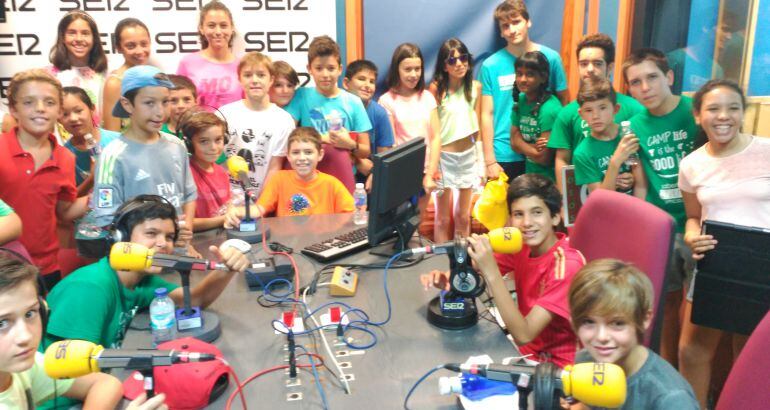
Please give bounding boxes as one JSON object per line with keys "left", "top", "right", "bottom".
{"left": 43, "top": 257, "right": 179, "bottom": 349}
{"left": 573, "top": 129, "right": 632, "bottom": 192}
{"left": 547, "top": 92, "right": 644, "bottom": 152}
{"left": 630, "top": 96, "right": 698, "bottom": 232}
{"left": 0, "top": 353, "right": 75, "bottom": 409}
{"left": 0, "top": 199, "right": 13, "bottom": 217}
{"left": 511, "top": 93, "right": 562, "bottom": 180}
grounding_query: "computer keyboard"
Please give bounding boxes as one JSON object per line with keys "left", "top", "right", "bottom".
{"left": 300, "top": 227, "right": 370, "bottom": 263}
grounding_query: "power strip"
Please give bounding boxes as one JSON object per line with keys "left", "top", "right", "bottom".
{"left": 329, "top": 266, "right": 358, "bottom": 297}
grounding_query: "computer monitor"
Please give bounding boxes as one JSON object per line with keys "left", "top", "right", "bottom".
{"left": 367, "top": 137, "right": 426, "bottom": 254}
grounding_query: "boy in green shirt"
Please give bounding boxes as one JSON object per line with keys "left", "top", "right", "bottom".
{"left": 573, "top": 77, "right": 646, "bottom": 197}
{"left": 44, "top": 195, "right": 249, "bottom": 349}
{"left": 622, "top": 48, "right": 698, "bottom": 366}
{"left": 510, "top": 51, "right": 562, "bottom": 181}
{"left": 548, "top": 33, "right": 644, "bottom": 193}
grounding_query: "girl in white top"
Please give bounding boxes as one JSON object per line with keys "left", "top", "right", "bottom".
{"left": 102, "top": 18, "right": 152, "bottom": 131}
{"left": 428, "top": 38, "right": 482, "bottom": 242}
{"left": 47, "top": 11, "right": 107, "bottom": 127}
{"left": 678, "top": 79, "right": 770, "bottom": 409}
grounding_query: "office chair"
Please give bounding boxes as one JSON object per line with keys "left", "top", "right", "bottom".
{"left": 570, "top": 189, "right": 675, "bottom": 352}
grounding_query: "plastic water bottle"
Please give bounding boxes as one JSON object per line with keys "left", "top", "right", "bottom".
{"left": 83, "top": 133, "right": 101, "bottom": 157}
{"left": 353, "top": 183, "right": 367, "bottom": 225}
{"left": 620, "top": 121, "right": 639, "bottom": 167}
{"left": 150, "top": 288, "right": 177, "bottom": 346}
{"left": 438, "top": 373, "right": 516, "bottom": 401}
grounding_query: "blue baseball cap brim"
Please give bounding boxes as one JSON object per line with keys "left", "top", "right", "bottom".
{"left": 112, "top": 65, "right": 175, "bottom": 118}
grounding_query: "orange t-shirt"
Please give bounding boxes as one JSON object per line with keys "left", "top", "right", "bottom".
{"left": 257, "top": 170, "right": 354, "bottom": 216}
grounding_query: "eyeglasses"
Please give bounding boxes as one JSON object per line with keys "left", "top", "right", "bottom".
{"left": 446, "top": 54, "right": 470, "bottom": 65}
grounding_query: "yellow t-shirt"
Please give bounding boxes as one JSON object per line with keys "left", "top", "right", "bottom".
{"left": 0, "top": 352, "right": 74, "bottom": 409}
{"left": 257, "top": 170, "right": 354, "bottom": 217}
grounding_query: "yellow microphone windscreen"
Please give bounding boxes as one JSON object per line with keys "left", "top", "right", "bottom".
{"left": 44, "top": 340, "right": 103, "bottom": 379}
{"left": 226, "top": 156, "right": 249, "bottom": 180}
{"left": 109, "top": 242, "right": 154, "bottom": 271}
{"left": 562, "top": 362, "right": 627, "bottom": 408}
{"left": 486, "top": 227, "right": 523, "bottom": 254}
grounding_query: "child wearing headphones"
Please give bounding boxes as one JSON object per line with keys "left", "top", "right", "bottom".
{"left": 180, "top": 109, "right": 232, "bottom": 231}
{"left": 43, "top": 195, "right": 249, "bottom": 351}
{"left": 0, "top": 255, "right": 125, "bottom": 409}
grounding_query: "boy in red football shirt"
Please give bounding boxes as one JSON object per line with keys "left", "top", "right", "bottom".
{"left": 423, "top": 174, "right": 585, "bottom": 367}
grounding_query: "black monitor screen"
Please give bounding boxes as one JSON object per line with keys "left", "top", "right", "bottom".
{"left": 367, "top": 138, "right": 426, "bottom": 247}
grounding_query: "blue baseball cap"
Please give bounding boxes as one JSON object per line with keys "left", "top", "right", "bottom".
{"left": 112, "top": 65, "right": 175, "bottom": 118}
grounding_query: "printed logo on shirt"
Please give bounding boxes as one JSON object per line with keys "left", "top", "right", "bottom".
{"left": 135, "top": 169, "right": 151, "bottom": 181}
{"left": 288, "top": 193, "right": 311, "bottom": 215}
{"left": 97, "top": 188, "right": 113, "bottom": 208}
{"left": 497, "top": 74, "right": 516, "bottom": 91}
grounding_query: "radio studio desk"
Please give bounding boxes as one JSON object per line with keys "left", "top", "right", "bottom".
{"left": 122, "top": 213, "right": 518, "bottom": 409}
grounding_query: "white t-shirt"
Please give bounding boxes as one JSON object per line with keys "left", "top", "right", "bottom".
{"left": 679, "top": 136, "right": 770, "bottom": 229}
{"left": 219, "top": 101, "right": 295, "bottom": 196}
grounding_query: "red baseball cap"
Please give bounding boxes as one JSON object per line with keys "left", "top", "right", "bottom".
{"left": 123, "top": 337, "right": 231, "bottom": 410}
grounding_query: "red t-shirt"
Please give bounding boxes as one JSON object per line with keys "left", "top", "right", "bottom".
{"left": 190, "top": 161, "right": 231, "bottom": 219}
{"left": 494, "top": 232, "right": 585, "bottom": 368}
{"left": 0, "top": 130, "right": 77, "bottom": 274}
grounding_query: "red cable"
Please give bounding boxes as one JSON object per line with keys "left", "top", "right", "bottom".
{"left": 259, "top": 224, "right": 302, "bottom": 313}
{"left": 224, "top": 362, "right": 322, "bottom": 410}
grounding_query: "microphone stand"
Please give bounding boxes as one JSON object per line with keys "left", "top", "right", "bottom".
{"left": 226, "top": 181, "right": 269, "bottom": 244}
{"left": 426, "top": 238, "right": 485, "bottom": 329}
{"left": 173, "top": 269, "right": 222, "bottom": 342}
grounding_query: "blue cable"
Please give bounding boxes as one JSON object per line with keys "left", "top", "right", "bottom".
{"left": 296, "top": 345, "right": 329, "bottom": 410}
{"left": 366, "top": 252, "right": 402, "bottom": 326}
{"left": 402, "top": 364, "right": 446, "bottom": 410}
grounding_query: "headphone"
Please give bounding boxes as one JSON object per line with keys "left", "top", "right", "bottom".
{"left": 0, "top": 247, "right": 49, "bottom": 333}
{"left": 176, "top": 105, "right": 230, "bottom": 155}
{"left": 109, "top": 195, "right": 180, "bottom": 245}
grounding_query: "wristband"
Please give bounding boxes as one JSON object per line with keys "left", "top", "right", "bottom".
{"left": 485, "top": 161, "right": 497, "bottom": 167}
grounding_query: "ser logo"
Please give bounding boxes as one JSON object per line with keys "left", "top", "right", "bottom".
{"left": 242, "top": 0, "right": 308, "bottom": 11}
{"left": 152, "top": 0, "right": 206, "bottom": 11}
{"left": 155, "top": 32, "right": 201, "bottom": 54}
{"left": 4, "top": 0, "right": 35, "bottom": 11}
{"left": 592, "top": 362, "right": 606, "bottom": 386}
{"left": 54, "top": 340, "right": 70, "bottom": 359}
{"left": 244, "top": 31, "right": 309, "bottom": 53}
{"left": 0, "top": 34, "right": 40, "bottom": 56}
{"left": 59, "top": 0, "right": 130, "bottom": 12}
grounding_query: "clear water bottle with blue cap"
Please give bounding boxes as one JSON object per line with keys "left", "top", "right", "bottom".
{"left": 438, "top": 373, "right": 516, "bottom": 401}
{"left": 150, "top": 287, "right": 177, "bottom": 346}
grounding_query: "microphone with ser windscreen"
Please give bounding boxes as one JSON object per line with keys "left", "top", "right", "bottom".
{"left": 109, "top": 242, "right": 227, "bottom": 272}
{"left": 447, "top": 361, "right": 627, "bottom": 408}
{"left": 44, "top": 339, "right": 216, "bottom": 379}
{"left": 226, "top": 155, "right": 250, "bottom": 188}
{"left": 404, "top": 227, "right": 523, "bottom": 256}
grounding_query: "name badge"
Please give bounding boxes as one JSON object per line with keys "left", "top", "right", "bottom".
{"left": 498, "top": 74, "right": 516, "bottom": 91}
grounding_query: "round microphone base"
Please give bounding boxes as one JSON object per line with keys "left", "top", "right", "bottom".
{"left": 177, "top": 310, "right": 222, "bottom": 343}
{"left": 426, "top": 296, "right": 478, "bottom": 330}
{"left": 225, "top": 223, "right": 270, "bottom": 244}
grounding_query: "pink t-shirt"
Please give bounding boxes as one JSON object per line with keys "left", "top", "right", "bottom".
{"left": 190, "top": 161, "right": 231, "bottom": 218}
{"left": 378, "top": 89, "right": 437, "bottom": 146}
{"left": 679, "top": 136, "right": 770, "bottom": 229}
{"left": 177, "top": 53, "right": 243, "bottom": 109}
{"left": 494, "top": 233, "right": 585, "bottom": 368}
{"left": 378, "top": 89, "right": 437, "bottom": 169}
